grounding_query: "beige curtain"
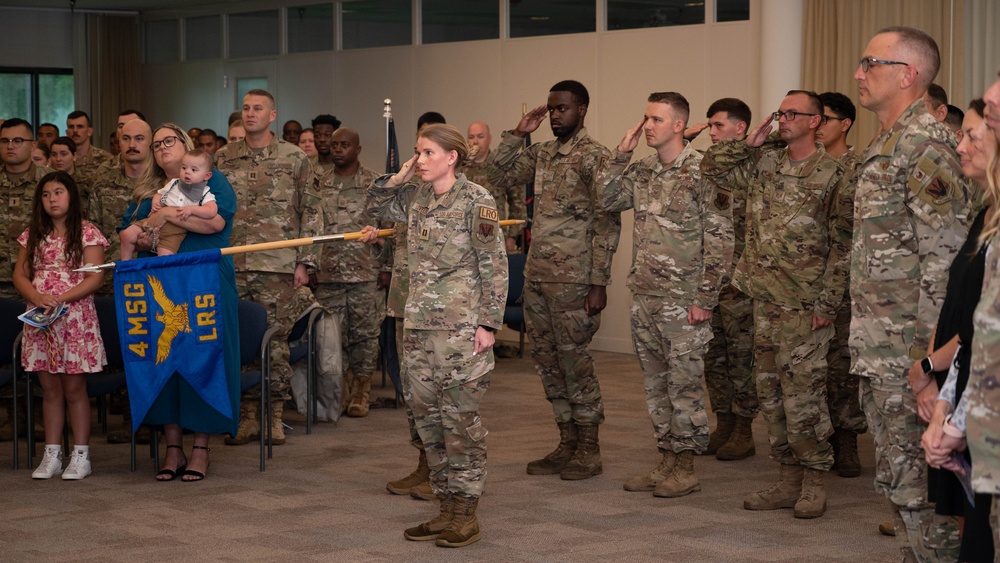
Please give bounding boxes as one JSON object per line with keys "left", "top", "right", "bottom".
{"left": 964, "top": 0, "right": 1000, "bottom": 100}
{"left": 86, "top": 13, "right": 142, "bottom": 151}
{"left": 801, "top": 0, "right": 964, "bottom": 148}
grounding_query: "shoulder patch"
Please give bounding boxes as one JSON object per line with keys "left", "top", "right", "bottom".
{"left": 714, "top": 191, "right": 730, "bottom": 211}
{"left": 473, "top": 204, "right": 500, "bottom": 248}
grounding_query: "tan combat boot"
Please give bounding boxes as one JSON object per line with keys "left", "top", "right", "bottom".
{"left": 716, "top": 415, "right": 756, "bottom": 460}
{"left": 404, "top": 494, "right": 453, "bottom": 541}
{"left": 794, "top": 467, "right": 827, "bottom": 518}
{"left": 560, "top": 424, "right": 602, "bottom": 480}
{"left": 744, "top": 463, "right": 803, "bottom": 510}
{"left": 387, "top": 449, "right": 430, "bottom": 495}
{"left": 270, "top": 400, "right": 286, "bottom": 445}
{"left": 703, "top": 412, "right": 735, "bottom": 455}
{"left": 654, "top": 450, "right": 701, "bottom": 498}
{"left": 835, "top": 430, "right": 861, "bottom": 478}
{"left": 410, "top": 480, "right": 435, "bottom": 500}
{"left": 347, "top": 376, "right": 371, "bottom": 418}
{"left": 435, "top": 494, "right": 481, "bottom": 548}
{"left": 224, "top": 399, "right": 260, "bottom": 446}
{"left": 526, "top": 421, "right": 577, "bottom": 475}
{"left": 623, "top": 451, "right": 676, "bottom": 492}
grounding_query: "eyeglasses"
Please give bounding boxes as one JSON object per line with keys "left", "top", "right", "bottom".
{"left": 0, "top": 137, "right": 33, "bottom": 148}
{"left": 152, "top": 135, "right": 180, "bottom": 151}
{"left": 822, "top": 115, "right": 848, "bottom": 124}
{"left": 858, "top": 57, "right": 908, "bottom": 73}
{"left": 772, "top": 111, "right": 818, "bottom": 122}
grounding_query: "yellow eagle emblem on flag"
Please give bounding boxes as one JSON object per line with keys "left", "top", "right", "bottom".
{"left": 147, "top": 274, "right": 192, "bottom": 364}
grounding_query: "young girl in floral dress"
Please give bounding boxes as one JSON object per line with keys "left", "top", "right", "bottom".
{"left": 14, "top": 171, "right": 108, "bottom": 480}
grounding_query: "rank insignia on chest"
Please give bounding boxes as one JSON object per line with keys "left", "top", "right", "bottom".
{"left": 420, "top": 227, "right": 430, "bottom": 240}
{"left": 9, "top": 197, "right": 18, "bottom": 208}
{"left": 249, "top": 171, "right": 258, "bottom": 182}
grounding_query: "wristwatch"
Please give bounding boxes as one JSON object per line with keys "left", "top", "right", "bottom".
{"left": 921, "top": 356, "right": 934, "bottom": 375}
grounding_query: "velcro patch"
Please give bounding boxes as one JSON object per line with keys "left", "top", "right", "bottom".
{"left": 714, "top": 192, "right": 730, "bottom": 211}
{"left": 479, "top": 206, "right": 499, "bottom": 222}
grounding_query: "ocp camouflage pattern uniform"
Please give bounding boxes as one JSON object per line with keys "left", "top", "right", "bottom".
{"left": 87, "top": 160, "right": 139, "bottom": 292}
{"left": 461, "top": 150, "right": 526, "bottom": 245}
{"left": 216, "top": 135, "right": 322, "bottom": 401}
{"left": 596, "top": 143, "right": 733, "bottom": 454}
{"left": 703, "top": 163, "right": 756, "bottom": 419}
{"left": 967, "top": 236, "right": 1000, "bottom": 544}
{"left": 0, "top": 162, "right": 53, "bottom": 298}
{"left": 367, "top": 173, "right": 508, "bottom": 498}
{"left": 488, "top": 128, "right": 621, "bottom": 426}
{"left": 850, "top": 99, "right": 966, "bottom": 560}
{"left": 75, "top": 144, "right": 113, "bottom": 214}
{"left": 383, "top": 220, "right": 420, "bottom": 447}
{"left": 826, "top": 149, "right": 867, "bottom": 437}
{"left": 314, "top": 165, "right": 384, "bottom": 382}
{"left": 702, "top": 136, "right": 853, "bottom": 472}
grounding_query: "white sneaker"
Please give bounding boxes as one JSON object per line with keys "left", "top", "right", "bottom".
{"left": 62, "top": 449, "right": 91, "bottom": 480}
{"left": 32, "top": 448, "right": 63, "bottom": 479}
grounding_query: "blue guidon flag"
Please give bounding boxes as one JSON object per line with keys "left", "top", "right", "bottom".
{"left": 114, "top": 250, "right": 228, "bottom": 431}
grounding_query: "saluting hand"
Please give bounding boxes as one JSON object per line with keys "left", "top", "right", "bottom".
{"left": 745, "top": 115, "right": 773, "bottom": 148}
{"left": 514, "top": 104, "right": 548, "bottom": 138}
{"left": 388, "top": 154, "right": 419, "bottom": 187}
{"left": 617, "top": 116, "right": 647, "bottom": 153}
{"left": 683, "top": 122, "right": 708, "bottom": 142}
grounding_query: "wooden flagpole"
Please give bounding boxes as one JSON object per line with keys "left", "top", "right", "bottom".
{"left": 76, "top": 220, "right": 525, "bottom": 272}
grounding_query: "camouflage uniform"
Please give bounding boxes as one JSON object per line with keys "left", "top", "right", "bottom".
{"left": 826, "top": 150, "right": 867, "bottom": 436}
{"left": 75, "top": 144, "right": 113, "bottom": 214}
{"left": 314, "top": 165, "right": 383, "bottom": 381}
{"left": 596, "top": 143, "right": 733, "bottom": 454}
{"left": 461, "top": 150, "right": 526, "bottom": 244}
{"left": 968, "top": 237, "right": 1000, "bottom": 496}
{"left": 488, "top": 128, "right": 621, "bottom": 426}
{"left": 216, "top": 135, "right": 322, "bottom": 401}
{"left": 0, "top": 163, "right": 52, "bottom": 298}
{"left": 850, "top": 99, "right": 966, "bottom": 560}
{"left": 702, "top": 137, "right": 853, "bottom": 471}
{"left": 703, "top": 164, "right": 757, "bottom": 419}
{"left": 367, "top": 173, "right": 508, "bottom": 498}
{"left": 88, "top": 160, "right": 139, "bottom": 269}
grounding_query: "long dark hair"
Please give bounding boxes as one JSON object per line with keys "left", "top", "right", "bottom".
{"left": 25, "top": 171, "right": 84, "bottom": 280}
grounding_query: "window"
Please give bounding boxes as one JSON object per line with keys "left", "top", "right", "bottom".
{"left": 607, "top": 0, "right": 705, "bottom": 30}
{"left": 145, "top": 19, "right": 180, "bottom": 63}
{"left": 0, "top": 69, "right": 74, "bottom": 132}
{"left": 716, "top": 0, "right": 750, "bottom": 22}
{"left": 229, "top": 10, "right": 280, "bottom": 58}
{"left": 186, "top": 15, "right": 222, "bottom": 60}
{"left": 341, "top": 0, "right": 412, "bottom": 49}
{"left": 288, "top": 4, "right": 334, "bottom": 53}
{"left": 509, "top": 0, "right": 595, "bottom": 38}
{"left": 422, "top": 0, "right": 499, "bottom": 44}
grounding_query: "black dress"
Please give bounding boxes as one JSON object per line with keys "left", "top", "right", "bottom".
{"left": 928, "top": 207, "right": 993, "bottom": 562}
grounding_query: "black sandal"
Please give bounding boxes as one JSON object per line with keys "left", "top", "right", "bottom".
{"left": 155, "top": 445, "right": 187, "bottom": 481}
{"left": 182, "top": 445, "right": 210, "bottom": 482}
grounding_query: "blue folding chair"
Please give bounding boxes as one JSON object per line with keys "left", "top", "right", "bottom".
{"left": 503, "top": 253, "right": 527, "bottom": 358}
{"left": 238, "top": 299, "right": 277, "bottom": 471}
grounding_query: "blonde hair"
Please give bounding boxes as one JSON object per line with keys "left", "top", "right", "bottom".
{"left": 418, "top": 124, "right": 468, "bottom": 165}
{"left": 980, "top": 128, "right": 1000, "bottom": 244}
{"left": 132, "top": 123, "right": 195, "bottom": 209}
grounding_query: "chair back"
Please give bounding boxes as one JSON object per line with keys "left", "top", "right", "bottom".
{"left": 506, "top": 253, "right": 526, "bottom": 306}
{"left": 237, "top": 299, "right": 268, "bottom": 366}
{"left": 94, "top": 296, "right": 124, "bottom": 368}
